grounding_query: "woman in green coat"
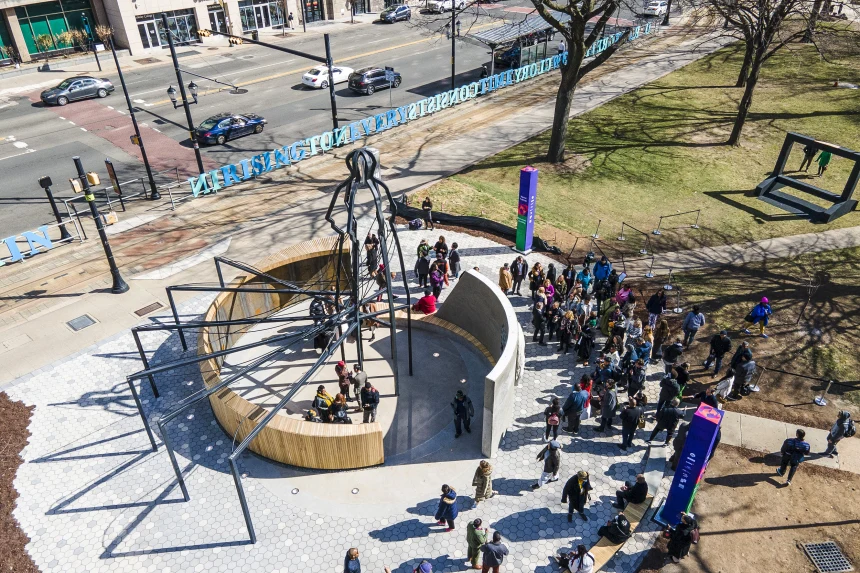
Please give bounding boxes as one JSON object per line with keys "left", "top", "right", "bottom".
{"left": 817, "top": 150, "right": 832, "bottom": 177}
{"left": 466, "top": 518, "right": 488, "bottom": 569}
{"left": 473, "top": 460, "right": 496, "bottom": 502}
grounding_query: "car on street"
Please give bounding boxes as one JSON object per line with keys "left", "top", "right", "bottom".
{"left": 348, "top": 67, "right": 402, "bottom": 95}
{"left": 195, "top": 113, "right": 267, "bottom": 145}
{"left": 40, "top": 76, "right": 115, "bottom": 106}
{"left": 380, "top": 4, "right": 411, "bottom": 21}
{"left": 643, "top": 0, "right": 668, "bottom": 15}
{"left": 301, "top": 65, "right": 354, "bottom": 89}
{"left": 427, "top": 0, "right": 464, "bottom": 12}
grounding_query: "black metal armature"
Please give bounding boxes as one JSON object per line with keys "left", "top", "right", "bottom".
{"left": 124, "top": 147, "right": 413, "bottom": 543}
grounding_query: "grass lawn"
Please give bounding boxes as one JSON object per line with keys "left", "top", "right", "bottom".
{"left": 419, "top": 41, "right": 860, "bottom": 254}
{"left": 646, "top": 245, "right": 860, "bottom": 430}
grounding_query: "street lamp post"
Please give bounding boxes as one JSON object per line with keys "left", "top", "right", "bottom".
{"left": 38, "top": 176, "right": 72, "bottom": 240}
{"left": 72, "top": 156, "right": 129, "bottom": 294}
{"left": 108, "top": 38, "right": 160, "bottom": 200}
{"left": 450, "top": 7, "right": 456, "bottom": 90}
{"left": 161, "top": 12, "right": 205, "bottom": 176}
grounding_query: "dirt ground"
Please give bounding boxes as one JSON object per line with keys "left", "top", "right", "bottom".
{"left": 637, "top": 445, "right": 860, "bottom": 572}
{"left": 0, "top": 392, "right": 38, "bottom": 573}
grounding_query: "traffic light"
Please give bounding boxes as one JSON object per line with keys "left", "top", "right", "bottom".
{"left": 198, "top": 28, "right": 212, "bottom": 37}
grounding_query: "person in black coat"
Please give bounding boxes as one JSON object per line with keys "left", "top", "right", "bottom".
{"left": 729, "top": 340, "right": 752, "bottom": 370}
{"left": 510, "top": 256, "right": 529, "bottom": 295}
{"left": 598, "top": 511, "right": 632, "bottom": 544}
{"left": 618, "top": 398, "right": 643, "bottom": 450}
{"left": 646, "top": 289, "right": 667, "bottom": 329}
{"left": 656, "top": 374, "right": 681, "bottom": 415}
{"left": 627, "top": 359, "right": 646, "bottom": 398}
{"left": 667, "top": 512, "right": 698, "bottom": 563}
{"left": 562, "top": 470, "right": 593, "bottom": 522}
{"left": 416, "top": 256, "right": 431, "bottom": 288}
{"left": 662, "top": 338, "right": 684, "bottom": 374}
{"left": 649, "top": 398, "right": 683, "bottom": 445}
{"left": 532, "top": 302, "right": 547, "bottom": 345}
{"left": 614, "top": 473, "right": 648, "bottom": 509}
{"left": 703, "top": 330, "right": 732, "bottom": 376}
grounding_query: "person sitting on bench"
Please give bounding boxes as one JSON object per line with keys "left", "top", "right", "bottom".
{"left": 598, "top": 511, "right": 632, "bottom": 544}
{"left": 613, "top": 474, "right": 648, "bottom": 509}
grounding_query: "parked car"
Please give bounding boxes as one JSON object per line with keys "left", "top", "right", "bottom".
{"left": 348, "top": 67, "right": 402, "bottom": 95}
{"left": 195, "top": 113, "right": 267, "bottom": 145}
{"left": 301, "top": 65, "right": 354, "bottom": 89}
{"left": 40, "top": 76, "right": 115, "bottom": 106}
{"left": 427, "top": 0, "right": 464, "bottom": 12}
{"left": 643, "top": 1, "right": 668, "bottom": 15}
{"left": 380, "top": 4, "right": 411, "bottom": 21}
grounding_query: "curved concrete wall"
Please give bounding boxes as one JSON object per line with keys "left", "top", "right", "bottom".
{"left": 436, "top": 269, "right": 524, "bottom": 458}
{"left": 198, "top": 236, "right": 386, "bottom": 470}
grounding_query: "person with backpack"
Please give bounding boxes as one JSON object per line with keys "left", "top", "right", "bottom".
{"left": 619, "top": 398, "right": 643, "bottom": 450}
{"left": 544, "top": 397, "right": 562, "bottom": 441}
{"left": 434, "top": 484, "right": 458, "bottom": 531}
{"left": 557, "top": 545, "right": 595, "bottom": 573}
{"left": 742, "top": 297, "right": 772, "bottom": 338}
{"left": 451, "top": 390, "right": 475, "bottom": 438}
{"left": 681, "top": 305, "right": 706, "bottom": 348}
{"left": 823, "top": 411, "right": 854, "bottom": 458}
{"left": 510, "top": 256, "right": 528, "bottom": 296}
{"left": 703, "top": 330, "right": 732, "bottom": 376}
{"left": 360, "top": 380, "right": 380, "bottom": 423}
{"left": 312, "top": 385, "right": 334, "bottom": 422}
{"left": 598, "top": 511, "right": 632, "bottom": 544}
{"left": 561, "top": 470, "right": 593, "bottom": 522}
{"left": 449, "top": 242, "right": 461, "bottom": 279}
{"left": 667, "top": 512, "right": 698, "bottom": 563}
{"left": 777, "top": 429, "right": 811, "bottom": 485}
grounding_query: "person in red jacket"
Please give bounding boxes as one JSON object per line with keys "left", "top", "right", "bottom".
{"left": 412, "top": 289, "right": 437, "bottom": 314}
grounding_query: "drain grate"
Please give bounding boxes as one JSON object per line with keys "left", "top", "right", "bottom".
{"left": 176, "top": 50, "right": 201, "bottom": 58}
{"left": 133, "top": 57, "right": 160, "bottom": 65}
{"left": 803, "top": 542, "right": 853, "bottom": 573}
{"left": 134, "top": 302, "right": 164, "bottom": 317}
{"left": 67, "top": 314, "right": 96, "bottom": 332}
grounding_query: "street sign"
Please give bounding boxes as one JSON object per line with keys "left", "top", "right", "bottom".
{"left": 129, "top": 134, "right": 140, "bottom": 146}
{"left": 384, "top": 66, "right": 395, "bottom": 83}
{"left": 105, "top": 158, "right": 122, "bottom": 196}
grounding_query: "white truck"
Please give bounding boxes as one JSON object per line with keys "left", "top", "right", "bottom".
{"left": 427, "top": 0, "right": 465, "bottom": 12}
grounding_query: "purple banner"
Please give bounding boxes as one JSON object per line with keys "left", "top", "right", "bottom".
{"left": 516, "top": 166, "right": 538, "bottom": 252}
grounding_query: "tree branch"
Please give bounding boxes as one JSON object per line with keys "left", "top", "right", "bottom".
{"left": 578, "top": 28, "right": 631, "bottom": 79}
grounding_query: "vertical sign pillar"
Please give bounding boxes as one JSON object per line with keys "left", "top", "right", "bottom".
{"left": 658, "top": 404, "right": 722, "bottom": 526}
{"left": 515, "top": 166, "right": 538, "bottom": 253}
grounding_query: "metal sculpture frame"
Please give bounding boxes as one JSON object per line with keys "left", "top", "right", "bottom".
{"left": 124, "top": 148, "right": 414, "bottom": 542}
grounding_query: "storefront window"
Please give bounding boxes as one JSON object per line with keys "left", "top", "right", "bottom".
{"left": 303, "top": 0, "right": 324, "bottom": 23}
{"left": 208, "top": 5, "right": 227, "bottom": 33}
{"left": 136, "top": 9, "right": 198, "bottom": 49}
{"left": 239, "top": 0, "right": 284, "bottom": 32}
{"left": 14, "top": 0, "right": 95, "bottom": 56}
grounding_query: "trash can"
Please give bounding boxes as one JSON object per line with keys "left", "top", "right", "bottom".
{"left": 251, "top": 30, "right": 259, "bottom": 41}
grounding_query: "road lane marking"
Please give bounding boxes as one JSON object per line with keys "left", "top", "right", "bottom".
{"left": 68, "top": 121, "right": 76, "bottom": 125}
{"left": 0, "top": 148, "right": 36, "bottom": 162}
{"left": 13, "top": 141, "right": 27, "bottom": 148}
{"left": 81, "top": 127, "right": 87, "bottom": 132}
{"left": 58, "top": 116, "right": 65, "bottom": 120}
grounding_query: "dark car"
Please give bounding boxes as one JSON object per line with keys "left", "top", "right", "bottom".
{"left": 380, "top": 5, "right": 411, "bottom": 22}
{"left": 195, "top": 113, "right": 267, "bottom": 145}
{"left": 40, "top": 76, "right": 115, "bottom": 106}
{"left": 494, "top": 44, "right": 521, "bottom": 67}
{"left": 348, "top": 67, "right": 402, "bottom": 95}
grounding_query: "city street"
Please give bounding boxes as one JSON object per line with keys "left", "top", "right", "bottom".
{"left": 0, "top": 0, "right": 642, "bottom": 234}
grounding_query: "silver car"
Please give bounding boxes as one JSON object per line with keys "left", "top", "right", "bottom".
{"left": 40, "top": 76, "right": 115, "bottom": 106}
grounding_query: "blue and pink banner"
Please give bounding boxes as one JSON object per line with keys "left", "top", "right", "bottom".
{"left": 659, "top": 404, "right": 722, "bottom": 526}
{"left": 516, "top": 166, "right": 538, "bottom": 252}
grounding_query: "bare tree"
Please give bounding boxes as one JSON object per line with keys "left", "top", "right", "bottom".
{"left": 529, "top": 0, "right": 631, "bottom": 163}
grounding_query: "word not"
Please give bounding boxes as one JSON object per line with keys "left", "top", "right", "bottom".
{"left": 1, "top": 226, "right": 53, "bottom": 265}
{"left": 187, "top": 23, "right": 655, "bottom": 195}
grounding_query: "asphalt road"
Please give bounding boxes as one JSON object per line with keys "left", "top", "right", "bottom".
{"left": 0, "top": 0, "right": 646, "bottom": 235}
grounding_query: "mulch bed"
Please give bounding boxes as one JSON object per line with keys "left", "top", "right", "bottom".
{"left": 0, "top": 391, "right": 39, "bottom": 573}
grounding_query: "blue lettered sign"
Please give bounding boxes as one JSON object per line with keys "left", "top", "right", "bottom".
{"left": 516, "top": 166, "right": 538, "bottom": 252}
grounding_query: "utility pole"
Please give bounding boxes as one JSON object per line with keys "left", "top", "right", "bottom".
{"left": 324, "top": 33, "right": 338, "bottom": 131}
{"left": 451, "top": 5, "right": 456, "bottom": 90}
{"left": 73, "top": 156, "right": 129, "bottom": 294}
{"left": 161, "top": 12, "right": 205, "bottom": 176}
{"left": 108, "top": 38, "right": 160, "bottom": 200}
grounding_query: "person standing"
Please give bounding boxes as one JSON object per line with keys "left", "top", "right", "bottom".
{"left": 652, "top": 319, "right": 670, "bottom": 362}
{"left": 730, "top": 340, "right": 753, "bottom": 370}
{"left": 360, "top": 380, "right": 379, "bottom": 423}
{"left": 350, "top": 363, "right": 367, "bottom": 407}
{"left": 422, "top": 196, "right": 435, "bottom": 230}
{"left": 799, "top": 143, "right": 817, "bottom": 171}
{"left": 344, "top": 548, "right": 361, "bottom": 573}
{"left": 557, "top": 310, "right": 575, "bottom": 354}
{"left": 531, "top": 440, "right": 561, "bottom": 489}
{"left": 681, "top": 305, "right": 705, "bottom": 348}
{"left": 498, "top": 263, "right": 513, "bottom": 295}
{"left": 557, "top": 38, "right": 566, "bottom": 55}
{"left": 666, "top": 512, "right": 698, "bottom": 564}
{"left": 434, "top": 484, "right": 459, "bottom": 531}
{"left": 648, "top": 398, "right": 683, "bottom": 445}
{"left": 562, "top": 470, "right": 593, "bottom": 522}
{"left": 528, "top": 262, "right": 544, "bottom": 301}
{"left": 546, "top": 301, "right": 562, "bottom": 341}
{"left": 531, "top": 301, "right": 547, "bottom": 345}
{"left": 430, "top": 264, "right": 445, "bottom": 298}
{"left": 823, "top": 411, "right": 854, "bottom": 458}
{"left": 593, "top": 256, "right": 612, "bottom": 282}
{"left": 596, "top": 380, "right": 618, "bottom": 432}
{"left": 365, "top": 233, "right": 380, "bottom": 275}
{"left": 288, "top": 11, "right": 295, "bottom": 28}
{"left": 742, "top": 297, "right": 772, "bottom": 338}
{"left": 452, "top": 390, "right": 475, "bottom": 438}
{"left": 466, "top": 519, "right": 488, "bottom": 569}
{"left": 618, "top": 398, "right": 643, "bottom": 450}
{"left": 510, "top": 256, "right": 528, "bottom": 295}
{"left": 576, "top": 267, "right": 593, "bottom": 294}
{"left": 562, "top": 382, "right": 589, "bottom": 434}
{"left": 434, "top": 235, "right": 449, "bottom": 260}
{"left": 730, "top": 354, "right": 757, "bottom": 400}
{"left": 646, "top": 289, "right": 667, "bottom": 329}
{"left": 656, "top": 374, "right": 681, "bottom": 415}
{"left": 449, "top": 242, "right": 461, "bottom": 278}
{"left": 662, "top": 338, "right": 684, "bottom": 374}
{"left": 544, "top": 397, "right": 562, "bottom": 441}
{"left": 416, "top": 253, "right": 431, "bottom": 288}
{"left": 816, "top": 149, "right": 832, "bottom": 177}
{"left": 473, "top": 460, "right": 496, "bottom": 503}
{"left": 703, "top": 330, "right": 732, "bottom": 376}
{"left": 614, "top": 474, "right": 648, "bottom": 509}
{"left": 336, "top": 360, "right": 351, "bottom": 399}
{"left": 777, "top": 429, "right": 811, "bottom": 485}
{"left": 480, "top": 532, "right": 509, "bottom": 573}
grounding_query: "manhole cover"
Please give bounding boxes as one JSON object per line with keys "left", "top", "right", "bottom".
{"left": 133, "top": 57, "right": 161, "bottom": 65}
{"left": 134, "top": 301, "right": 164, "bottom": 317}
{"left": 229, "top": 88, "right": 248, "bottom": 95}
{"left": 803, "top": 542, "right": 853, "bottom": 573}
{"left": 67, "top": 314, "right": 97, "bottom": 331}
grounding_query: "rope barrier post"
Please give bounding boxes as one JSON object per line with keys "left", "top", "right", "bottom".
{"left": 591, "top": 219, "right": 601, "bottom": 239}
{"left": 814, "top": 380, "right": 833, "bottom": 406}
{"left": 672, "top": 285, "right": 682, "bottom": 314}
{"left": 617, "top": 222, "right": 626, "bottom": 241}
{"left": 653, "top": 216, "right": 663, "bottom": 235}
{"left": 639, "top": 233, "right": 649, "bottom": 255}
{"left": 749, "top": 365, "right": 766, "bottom": 393}
{"left": 645, "top": 255, "right": 655, "bottom": 278}
{"left": 664, "top": 268, "right": 674, "bottom": 291}
{"left": 691, "top": 209, "right": 701, "bottom": 229}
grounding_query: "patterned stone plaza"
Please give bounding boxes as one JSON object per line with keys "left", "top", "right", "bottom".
{"left": 7, "top": 229, "right": 672, "bottom": 573}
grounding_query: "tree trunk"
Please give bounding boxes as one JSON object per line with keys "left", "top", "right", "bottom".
{"left": 736, "top": 40, "right": 753, "bottom": 87}
{"left": 803, "top": 0, "right": 823, "bottom": 42}
{"left": 728, "top": 47, "right": 764, "bottom": 146}
{"left": 547, "top": 52, "right": 584, "bottom": 163}
{"left": 661, "top": 0, "right": 673, "bottom": 26}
